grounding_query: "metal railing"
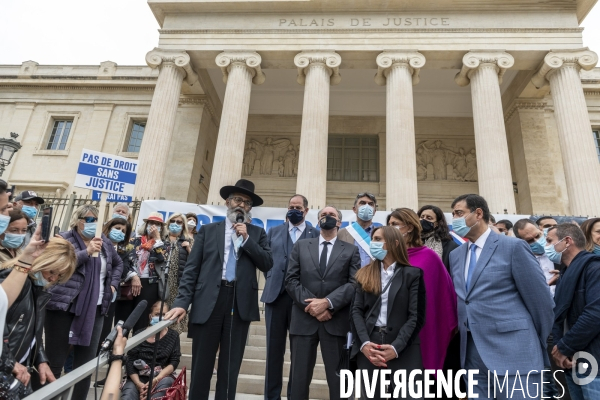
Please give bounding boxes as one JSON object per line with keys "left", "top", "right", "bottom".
{"left": 32, "top": 193, "right": 143, "bottom": 232}
{"left": 24, "top": 320, "right": 174, "bottom": 400}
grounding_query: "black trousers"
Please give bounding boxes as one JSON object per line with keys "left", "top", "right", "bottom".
{"left": 289, "top": 324, "right": 345, "bottom": 400}
{"left": 547, "top": 334, "right": 571, "bottom": 400}
{"left": 44, "top": 307, "right": 104, "bottom": 400}
{"left": 356, "top": 330, "right": 423, "bottom": 400}
{"left": 264, "top": 290, "right": 293, "bottom": 400}
{"left": 188, "top": 284, "right": 250, "bottom": 400}
{"left": 97, "top": 300, "right": 117, "bottom": 354}
{"left": 114, "top": 278, "right": 159, "bottom": 334}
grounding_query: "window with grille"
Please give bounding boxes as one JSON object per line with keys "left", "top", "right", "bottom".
{"left": 46, "top": 120, "right": 73, "bottom": 150}
{"left": 126, "top": 122, "right": 146, "bottom": 153}
{"left": 594, "top": 130, "right": 600, "bottom": 162}
{"left": 327, "top": 136, "right": 379, "bottom": 182}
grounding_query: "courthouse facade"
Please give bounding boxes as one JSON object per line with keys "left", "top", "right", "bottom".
{"left": 1, "top": 0, "right": 600, "bottom": 216}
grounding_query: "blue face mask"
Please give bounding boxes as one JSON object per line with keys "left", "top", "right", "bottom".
{"left": 108, "top": 229, "right": 125, "bottom": 243}
{"left": 370, "top": 241, "right": 387, "bottom": 261}
{"left": 529, "top": 233, "right": 546, "bottom": 255}
{"left": 0, "top": 214, "right": 10, "bottom": 236}
{"left": 286, "top": 209, "right": 304, "bottom": 225}
{"left": 112, "top": 213, "right": 127, "bottom": 220}
{"left": 545, "top": 238, "right": 566, "bottom": 264}
{"left": 21, "top": 205, "right": 38, "bottom": 220}
{"left": 593, "top": 244, "right": 600, "bottom": 255}
{"left": 32, "top": 271, "right": 49, "bottom": 287}
{"left": 452, "top": 212, "right": 477, "bottom": 237}
{"left": 1, "top": 233, "right": 26, "bottom": 249}
{"left": 150, "top": 316, "right": 160, "bottom": 326}
{"left": 169, "top": 223, "right": 182, "bottom": 234}
{"left": 357, "top": 205, "right": 374, "bottom": 222}
{"left": 82, "top": 222, "right": 97, "bottom": 239}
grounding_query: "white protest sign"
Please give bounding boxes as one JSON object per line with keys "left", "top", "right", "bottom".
{"left": 74, "top": 149, "right": 138, "bottom": 196}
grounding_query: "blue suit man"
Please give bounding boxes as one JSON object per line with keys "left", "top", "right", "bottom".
{"left": 261, "top": 194, "right": 319, "bottom": 400}
{"left": 450, "top": 194, "right": 554, "bottom": 399}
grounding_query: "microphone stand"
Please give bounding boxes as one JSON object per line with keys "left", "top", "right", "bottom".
{"left": 146, "top": 237, "right": 174, "bottom": 400}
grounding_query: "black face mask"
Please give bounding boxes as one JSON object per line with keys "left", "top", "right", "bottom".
{"left": 420, "top": 219, "right": 435, "bottom": 233}
{"left": 287, "top": 209, "right": 304, "bottom": 225}
{"left": 319, "top": 215, "right": 338, "bottom": 230}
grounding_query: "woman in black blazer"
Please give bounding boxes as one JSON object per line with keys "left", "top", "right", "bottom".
{"left": 352, "top": 226, "right": 426, "bottom": 399}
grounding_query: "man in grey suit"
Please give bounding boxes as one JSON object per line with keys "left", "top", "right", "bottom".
{"left": 449, "top": 194, "right": 554, "bottom": 399}
{"left": 261, "top": 194, "right": 319, "bottom": 400}
{"left": 285, "top": 205, "right": 361, "bottom": 400}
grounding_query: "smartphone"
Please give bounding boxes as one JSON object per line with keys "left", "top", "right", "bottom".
{"left": 40, "top": 206, "right": 53, "bottom": 242}
{"left": 53, "top": 226, "right": 60, "bottom": 237}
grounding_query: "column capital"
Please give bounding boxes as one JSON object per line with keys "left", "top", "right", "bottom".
{"left": 294, "top": 51, "right": 342, "bottom": 86}
{"left": 145, "top": 48, "right": 198, "bottom": 86}
{"left": 216, "top": 51, "right": 266, "bottom": 85}
{"left": 531, "top": 48, "right": 598, "bottom": 89}
{"left": 455, "top": 51, "right": 514, "bottom": 87}
{"left": 374, "top": 51, "right": 426, "bottom": 86}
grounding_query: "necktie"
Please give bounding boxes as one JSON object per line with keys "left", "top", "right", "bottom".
{"left": 291, "top": 226, "right": 300, "bottom": 243}
{"left": 225, "top": 235, "right": 237, "bottom": 282}
{"left": 320, "top": 242, "right": 330, "bottom": 276}
{"left": 465, "top": 243, "right": 478, "bottom": 291}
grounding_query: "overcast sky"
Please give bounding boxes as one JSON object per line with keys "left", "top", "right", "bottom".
{"left": 0, "top": 1, "right": 598, "bottom": 66}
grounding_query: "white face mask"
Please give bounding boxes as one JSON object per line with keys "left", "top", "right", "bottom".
{"left": 187, "top": 220, "right": 196, "bottom": 228}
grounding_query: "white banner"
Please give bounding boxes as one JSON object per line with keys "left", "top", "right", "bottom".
{"left": 137, "top": 200, "right": 532, "bottom": 235}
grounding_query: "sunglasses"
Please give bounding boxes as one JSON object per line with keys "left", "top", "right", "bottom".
{"left": 79, "top": 217, "right": 98, "bottom": 223}
{"left": 171, "top": 220, "right": 184, "bottom": 225}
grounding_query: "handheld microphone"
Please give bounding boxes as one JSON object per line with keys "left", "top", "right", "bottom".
{"left": 100, "top": 299, "right": 148, "bottom": 351}
{"left": 235, "top": 213, "right": 244, "bottom": 224}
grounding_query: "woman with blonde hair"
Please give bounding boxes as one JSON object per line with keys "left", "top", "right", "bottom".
{"left": 352, "top": 226, "right": 426, "bottom": 399}
{"left": 0, "top": 237, "right": 77, "bottom": 397}
{"left": 387, "top": 208, "right": 457, "bottom": 374}
{"left": 44, "top": 204, "right": 123, "bottom": 400}
{"left": 164, "top": 213, "right": 193, "bottom": 333}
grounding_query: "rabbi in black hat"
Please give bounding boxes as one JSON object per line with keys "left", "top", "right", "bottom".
{"left": 165, "top": 179, "right": 273, "bottom": 400}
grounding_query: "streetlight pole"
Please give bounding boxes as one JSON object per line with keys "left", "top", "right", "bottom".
{"left": 0, "top": 132, "right": 22, "bottom": 177}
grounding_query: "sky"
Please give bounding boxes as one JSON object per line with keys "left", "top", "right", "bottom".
{"left": 0, "top": 1, "right": 599, "bottom": 66}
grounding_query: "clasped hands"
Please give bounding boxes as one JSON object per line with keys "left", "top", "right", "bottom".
{"left": 304, "top": 298, "right": 332, "bottom": 322}
{"left": 361, "top": 342, "right": 397, "bottom": 367}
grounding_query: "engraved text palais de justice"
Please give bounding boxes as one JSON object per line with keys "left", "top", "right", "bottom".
{"left": 278, "top": 17, "right": 451, "bottom": 27}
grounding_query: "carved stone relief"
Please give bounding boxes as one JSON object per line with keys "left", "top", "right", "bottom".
{"left": 243, "top": 137, "right": 299, "bottom": 177}
{"left": 416, "top": 140, "right": 477, "bottom": 182}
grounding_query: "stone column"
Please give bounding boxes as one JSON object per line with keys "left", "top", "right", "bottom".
{"left": 206, "top": 51, "right": 265, "bottom": 205}
{"left": 294, "top": 51, "right": 341, "bottom": 209}
{"left": 134, "top": 48, "right": 198, "bottom": 199}
{"left": 531, "top": 48, "right": 600, "bottom": 216}
{"left": 375, "top": 51, "right": 425, "bottom": 211}
{"left": 455, "top": 51, "right": 517, "bottom": 214}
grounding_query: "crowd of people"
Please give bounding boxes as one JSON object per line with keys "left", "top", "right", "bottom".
{"left": 0, "top": 176, "right": 598, "bottom": 400}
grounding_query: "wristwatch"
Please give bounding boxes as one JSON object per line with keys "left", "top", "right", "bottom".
{"left": 108, "top": 353, "right": 126, "bottom": 364}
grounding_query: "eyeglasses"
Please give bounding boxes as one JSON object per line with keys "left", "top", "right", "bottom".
{"left": 79, "top": 216, "right": 98, "bottom": 223}
{"left": 229, "top": 196, "right": 253, "bottom": 207}
{"left": 171, "top": 220, "right": 184, "bottom": 225}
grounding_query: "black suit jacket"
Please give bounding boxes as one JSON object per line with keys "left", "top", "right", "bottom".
{"left": 173, "top": 221, "right": 273, "bottom": 324}
{"left": 261, "top": 222, "right": 319, "bottom": 304}
{"left": 351, "top": 265, "right": 426, "bottom": 360}
{"left": 285, "top": 237, "right": 361, "bottom": 337}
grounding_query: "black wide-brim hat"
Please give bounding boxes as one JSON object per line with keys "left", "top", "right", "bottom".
{"left": 219, "top": 179, "right": 264, "bottom": 207}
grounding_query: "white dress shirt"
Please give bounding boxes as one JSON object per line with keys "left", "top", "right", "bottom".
{"left": 318, "top": 235, "right": 337, "bottom": 264}
{"left": 288, "top": 221, "right": 306, "bottom": 241}
{"left": 535, "top": 253, "right": 556, "bottom": 295}
{"left": 222, "top": 218, "right": 249, "bottom": 280}
{"left": 464, "top": 227, "right": 492, "bottom": 282}
{"left": 318, "top": 235, "right": 337, "bottom": 310}
{"left": 376, "top": 262, "right": 396, "bottom": 326}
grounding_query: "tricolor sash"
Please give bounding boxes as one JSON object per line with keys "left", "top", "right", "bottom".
{"left": 345, "top": 222, "right": 374, "bottom": 260}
